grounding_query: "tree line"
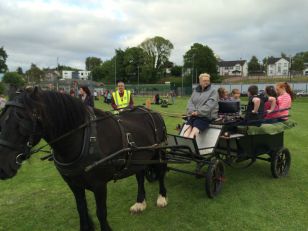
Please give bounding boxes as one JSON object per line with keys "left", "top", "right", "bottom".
{"left": 1, "top": 38, "right": 308, "bottom": 92}
{"left": 0, "top": 36, "right": 219, "bottom": 90}
{"left": 247, "top": 52, "right": 308, "bottom": 73}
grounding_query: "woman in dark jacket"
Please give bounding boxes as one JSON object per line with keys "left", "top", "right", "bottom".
{"left": 79, "top": 86, "right": 94, "bottom": 107}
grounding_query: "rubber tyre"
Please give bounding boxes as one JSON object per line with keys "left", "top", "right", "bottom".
{"left": 145, "top": 166, "right": 158, "bottom": 183}
{"left": 205, "top": 160, "right": 224, "bottom": 198}
{"left": 271, "top": 148, "right": 291, "bottom": 178}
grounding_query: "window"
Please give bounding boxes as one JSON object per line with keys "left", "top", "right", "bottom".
{"left": 284, "top": 63, "right": 287, "bottom": 67}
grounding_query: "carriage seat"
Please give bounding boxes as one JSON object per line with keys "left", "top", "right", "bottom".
{"left": 179, "top": 124, "right": 222, "bottom": 155}
{"left": 236, "top": 119, "right": 297, "bottom": 135}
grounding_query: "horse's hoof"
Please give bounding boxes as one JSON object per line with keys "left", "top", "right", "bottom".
{"left": 130, "top": 200, "right": 147, "bottom": 214}
{"left": 156, "top": 194, "right": 168, "bottom": 208}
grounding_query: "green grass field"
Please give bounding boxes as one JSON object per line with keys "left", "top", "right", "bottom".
{"left": 0, "top": 96, "right": 307, "bottom": 231}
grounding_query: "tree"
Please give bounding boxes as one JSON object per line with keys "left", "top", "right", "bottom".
{"left": 0, "top": 47, "right": 8, "bottom": 73}
{"left": 85, "top": 57, "right": 102, "bottom": 71}
{"left": 113, "top": 49, "right": 126, "bottom": 82}
{"left": 2, "top": 72, "right": 24, "bottom": 87}
{"left": 94, "top": 60, "right": 115, "bottom": 84}
{"left": 281, "top": 52, "right": 287, "bottom": 59}
{"left": 16, "top": 67, "right": 23, "bottom": 75}
{"left": 123, "top": 47, "right": 147, "bottom": 83}
{"left": 91, "top": 65, "right": 104, "bottom": 82}
{"left": 183, "top": 43, "right": 219, "bottom": 82}
{"left": 171, "top": 65, "right": 182, "bottom": 77}
{"left": 25, "top": 64, "right": 44, "bottom": 83}
{"left": 290, "top": 51, "right": 308, "bottom": 72}
{"left": 262, "top": 57, "right": 268, "bottom": 72}
{"left": 248, "top": 56, "right": 261, "bottom": 73}
{"left": 139, "top": 36, "right": 174, "bottom": 81}
{"left": 57, "top": 65, "right": 80, "bottom": 72}
{"left": 291, "top": 56, "right": 304, "bottom": 71}
{"left": 0, "top": 82, "right": 5, "bottom": 95}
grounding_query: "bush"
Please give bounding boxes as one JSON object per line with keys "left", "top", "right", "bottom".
{"left": 2, "top": 72, "right": 24, "bottom": 87}
{"left": 0, "top": 82, "right": 5, "bottom": 95}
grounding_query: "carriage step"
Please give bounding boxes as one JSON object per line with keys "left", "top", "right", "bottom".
{"left": 220, "top": 133, "right": 245, "bottom": 139}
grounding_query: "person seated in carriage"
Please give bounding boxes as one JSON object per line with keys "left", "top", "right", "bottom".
{"left": 264, "top": 85, "right": 280, "bottom": 121}
{"left": 217, "top": 87, "right": 230, "bottom": 101}
{"left": 183, "top": 73, "right": 218, "bottom": 138}
{"left": 275, "top": 82, "right": 294, "bottom": 121}
{"left": 245, "top": 85, "right": 267, "bottom": 125}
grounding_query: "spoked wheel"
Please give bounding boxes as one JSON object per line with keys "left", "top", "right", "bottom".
{"left": 145, "top": 166, "right": 158, "bottom": 183}
{"left": 271, "top": 148, "right": 291, "bottom": 178}
{"left": 205, "top": 160, "right": 224, "bottom": 198}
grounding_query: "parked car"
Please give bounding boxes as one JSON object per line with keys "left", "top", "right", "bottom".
{"left": 296, "top": 91, "right": 308, "bottom": 97}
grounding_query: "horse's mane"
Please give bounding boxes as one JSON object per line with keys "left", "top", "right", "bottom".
{"left": 22, "top": 89, "right": 87, "bottom": 139}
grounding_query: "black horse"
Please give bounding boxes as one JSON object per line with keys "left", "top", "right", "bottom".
{"left": 0, "top": 88, "right": 168, "bottom": 231}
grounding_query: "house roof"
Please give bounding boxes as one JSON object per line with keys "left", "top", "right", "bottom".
{"left": 268, "top": 57, "right": 290, "bottom": 65}
{"left": 218, "top": 60, "right": 246, "bottom": 67}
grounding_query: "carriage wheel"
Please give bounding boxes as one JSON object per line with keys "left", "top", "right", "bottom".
{"left": 271, "top": 148, "right": 291, "bottom": 178}
{"left": 205, "top": 160, "right": 224, "bottom": 198}
{"left": 145, "top": 166, "right": 158, "bottom": 183}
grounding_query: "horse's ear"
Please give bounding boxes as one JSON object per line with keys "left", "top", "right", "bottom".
{"left": 26, "top": 86, "right": 41, "bottom": 101}
{"left": 8, "top": 85, "right": 18, "bottom": 100}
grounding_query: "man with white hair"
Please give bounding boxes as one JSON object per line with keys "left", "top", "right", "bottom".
{"left": 183, "top": 73, "right": 218, "bottom": 138}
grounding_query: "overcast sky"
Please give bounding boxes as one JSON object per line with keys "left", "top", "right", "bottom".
{"left": 1, "top": 0, "right": 308, "bottom": 71}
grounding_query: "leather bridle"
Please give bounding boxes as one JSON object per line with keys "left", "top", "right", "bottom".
{"left": 0, "top": 100, "right": 39, "bottom": 165}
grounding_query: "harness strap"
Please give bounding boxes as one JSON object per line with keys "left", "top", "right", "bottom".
{"left": 137, "top": 107, "right": 160, "bottom": 143}
{"left": 0, "top": 139, "right": 25, "bottom": 152}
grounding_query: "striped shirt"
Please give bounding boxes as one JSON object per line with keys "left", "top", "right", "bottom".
{"left": 277, "top": 93, "right": 291, "bottom": 120}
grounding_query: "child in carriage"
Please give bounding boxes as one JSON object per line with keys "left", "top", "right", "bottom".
{"left": 245, "top": 85, "right": 267, "bottom": 124}
{"left": 275, "top": 82, "right": 294, "bottom": 121}
{"left": 264, "top": 85, "right": 280, "bottom": 121}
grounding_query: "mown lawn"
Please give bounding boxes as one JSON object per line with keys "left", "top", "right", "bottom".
{"left": 0, "top": 96, "right": 307, "bottom": 231}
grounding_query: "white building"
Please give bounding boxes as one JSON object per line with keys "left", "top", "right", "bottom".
{"left": 62, "top": 70, "right": 91, "bottom": 80}
{"left": 218, "top": 60, "right": 248, "bottom": 77}
{"left": 267, "top": 57, "right": 290, "bottom": 76}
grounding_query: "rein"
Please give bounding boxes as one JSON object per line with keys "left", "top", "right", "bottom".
{"left": 0, "top": 98, "right": 114, "bottom": 165}
{"left": 32, "top": 112, "right": 115, "bottom": 161}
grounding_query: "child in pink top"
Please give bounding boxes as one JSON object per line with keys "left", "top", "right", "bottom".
{"left": 275, "top": 82, "right": 294, "bottom": 120}
{"left": 264, "top": 86, "right": 279, "bottom": 120}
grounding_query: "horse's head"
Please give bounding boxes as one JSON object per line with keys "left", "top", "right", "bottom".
{"left": 0, "top": 87, "right": 43, "bottom": 179}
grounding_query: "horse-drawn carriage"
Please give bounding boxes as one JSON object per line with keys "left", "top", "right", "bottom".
{"left": 0, "top": 89, "right": 296, "bottom": 230}
{"left": 146, "top": 100, "right": 296, "bottom": 198}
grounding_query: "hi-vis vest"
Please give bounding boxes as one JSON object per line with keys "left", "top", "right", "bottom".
{"left": 112, "top": 90, "right": 131, "bottom": 109}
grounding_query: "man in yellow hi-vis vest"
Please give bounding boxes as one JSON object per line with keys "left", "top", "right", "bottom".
{"left": 111, "top": 80, "right": 134, "bottom": 110}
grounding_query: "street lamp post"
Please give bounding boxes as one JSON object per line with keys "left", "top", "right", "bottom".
{"left": 181, "top": 66, "right": 184, "bottom": 96}
{"left": 191, "top": 54, "right": 195, "bottom": 87}
{"left": 289, "top": 55, "right": 292, "bottom": 83}
{"left": 137, "top": 65, "right": 140, "bottom": 94}
{"left": 114, "top": 55, "right": 117, "bottom": 87}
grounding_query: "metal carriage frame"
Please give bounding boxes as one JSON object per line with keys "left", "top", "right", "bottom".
{"left": 84, "top": 121, "right": 291, "bottom": 199}
{"left": 151, "top": 123, "right": 291, "bottom": 198}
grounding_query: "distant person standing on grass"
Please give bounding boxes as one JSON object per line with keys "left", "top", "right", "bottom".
{"left": 111, "top": 80, "right": 134, "bottom": 110}
{"left": 79, "top": 86, "right": 94, "bottom": 108}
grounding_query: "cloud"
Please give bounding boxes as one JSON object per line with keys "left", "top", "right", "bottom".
{"left": 0, "top": 0, "right": 307, "bottom": 71}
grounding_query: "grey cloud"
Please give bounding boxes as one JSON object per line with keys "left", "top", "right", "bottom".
{"left": 0, "top": 0, "right": 308, "bottom": 71}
